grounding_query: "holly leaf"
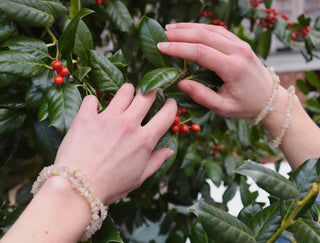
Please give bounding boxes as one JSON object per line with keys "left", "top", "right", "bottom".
{"left": 296, "top": 79, "right": 309, "bottom": 95}
{"left": 89, "top": 50, "right": 124, "bottom": 92}
{"left": 236, "top": 160, "right": 299, "bottom": 199}
{"left": 92, "top": 215, "right": 124, "bottom": 243}
{"left": 137, "top": 67, "right": 181, "bottom": 95}
{"left": 42, "top": 0, "right": 68, "bottom": 17}
{"left": 190, "top": 201, "right": 255, "bottom": 243}
{"left": 0, "top": 51, "right": 47, "bottom": 77}
{"left": 105, "top": 0, "right": 134, "bottom": 32}
{"left": 256, "top": 29, "right": 272, "bottom": 59}
{"left": 204, "top": 161, "right": 224, "bottom": 187}
{"left": 108, "top": 50, "right": 128, "bottom": 74}
{"left": 74, "top": 20, "right": 94, "bottom": 65}
{"left": 0, "top": 0, "right": 54, "bottom": 27}
{"left": 47, "top": 83, "right": 82, "bottom": 134}
{"left": 0, "top": 108, "right": 26, "bottom": 135}
{"left": 138, "top": 16, "right": 168, "bottom": 67}
{"left": 0, "top": 13, "right": 16, "bottom": 42}
{"left": 306, "top": 71, "right": 320, "bottom": 88}
{"left": 3, "top": 37, "right": 48, "bottom": 59}
{"left": 293, "top": 219, "right": 320, "bottom": 243}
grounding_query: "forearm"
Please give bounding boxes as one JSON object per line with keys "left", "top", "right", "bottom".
{"left": 1, "top": 176, "right": 91, "bottom": 243}
{"left": 262, "top": 86, "right": 320, "bottom": 170}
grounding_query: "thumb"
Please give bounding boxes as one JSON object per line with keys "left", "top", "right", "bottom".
{"left": 178, "top": 79, "right": 225, "bottom": 112}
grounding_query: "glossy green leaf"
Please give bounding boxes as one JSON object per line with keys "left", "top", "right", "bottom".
{"left": 151, "top": 132, "right": 178, "bottom": 184}
{"left": 296, "top": 79, "right": 309, "bottom": 95}
{"left": 59, "top": 8, "right": 94, "bottom": 57}
{"left": 251, "top": 202, "right": 282, "bottom": 243}
{"left": 73, "top": 67, "right": 92, "bottom": 82}
{"left": 42, "top": 0, "right": 68, "bottom": 17}
{"left": 306, "top": 71, "right": 320, "bottom": 88}
{"left": 257, "top": 29, "right": 272, "bottom": 59}
{"left": 0, "top": 51, "right": 47, "bottom": 77}
{"left": 25, "top": 85, "right": 43, "bottom": 110}
{"left": 293, "top": 219, "right": 320, "bottom": 243}
{"left": 31, "top": 69, "right": 56, "bottom": 93}
{"left": 137, "top": 67, "right": 181, "bottom": 94}
{"left": 190, "top": 201, "right": 255, "bottom": 243}
{"left": 204, "top": 161, "right": 224, "bottom": 187}
{"left": 236, "top": 160, "right": 299, "bottom": 199}
{"left": 3, "top": 37, "right": 48, "bottom": 59}
{"left": 74, "top": 20, "right": 93, "bottom": 64}
{"left": 0, "top": 13, "right": 16, "bottom": 42}
{"left": 38, "top": 96, "right": 49, "bottom": 122}
{"left": 89, "top": 50, "right": 124, "bottom": 92}
{"left": 0, "top": 73, "right": 19, "bottom": 88}
{"left": 138, "top": 16, "right": 168, "bottom": 67}
{"left": 0, "top": 108, "right": 26, "bottom": 135}
{"left": 240, "top": 177, "right": 258, "bottom": 207}
{"left": 108, "top": 50, "right": 128, "bottom": 74}
{"left": 47, "top": 83, "right": 82, "bottom": 134}
{"left": 223, "top": 184, "right": 238, "bottom": 203}
{"left": 92, "top": 215, "right": 123, "bottom": 242}
{"left": 238, "top": 119, "right": 251, "bottom": 147}
{"left": 105, "top": 0, "right": 134, "bottom": 32}
{"left": 224, "top": 154, "right": 243, "bottom": 176}
{"left": 0, "top": 0, "right": 53, "bottom": 27}
{"left": 238, "top": 204, "right": 263, "bottom": 227}
{"left": 33, "top": 120, "right": 62, "bottom": 164}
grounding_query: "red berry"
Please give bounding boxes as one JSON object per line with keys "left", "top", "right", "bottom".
{"left": 96, "top": 0, "right": 102, "bottom": 5}
{"left": 213, "top": 151, "right": 218, "bottom": 156}
{"left": 282, "top": 14, "right": 289, "bottom": 21}
{"left": 178, "top": 108, "right": 186, "bottom": 114}
{"left": 54, "top": 75, "right": 64, "bottom": 85}
{"left": 171, "top": 125, "right": 180, "bottom": 133}
{"left": 190, "top": 124, "right": 200, "bottom": 132}
{"left": 174, "top": 116, "right": 180, "bottom": 125}
{"left": 287, "top": 22, "right": 293, "bottom": 27}
{"left": 215, "top": 145, "right": 220, "bottom": 151}
{"left": 52, "top": 60, "right": 63, "bottom": 71}
{"left": 263, "top": 160, "right": 268, "bottom": 164}
{"left": 207, "top": 12, "right": 212, "bottom": 17}
{"left": 59, "top": 67, "right": 69, "bottom": 77}
{"left": 179, "top": 124, "right": 189, "bottom": 134}
{"left": 94, "top": 88, "right": 102, "bottom": 96}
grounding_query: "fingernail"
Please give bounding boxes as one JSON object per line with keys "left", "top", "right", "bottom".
{"left": 166, "top": 149, "right": 174, "bottom": 158}
{"left": 165, "top": 24, "right": 176, "bottom": 30}
{"left": 157, "top": 42, "right": 169, "bottom": 50}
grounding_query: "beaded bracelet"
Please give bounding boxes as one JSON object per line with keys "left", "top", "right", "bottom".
{"left": 271, "top": 85, "right": 295, "bottom": 148}
{"left": 249, "top": 67, "right": 280, "bottom": 125}
{"left": 31, "top": 165, "right": 108, "bottom": 241}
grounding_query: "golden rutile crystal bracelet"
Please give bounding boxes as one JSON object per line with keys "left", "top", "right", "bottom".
{"left": 271, "top": 85, "right": 295, "bottom": 148}
{"left": 31, "top": 165, "right": 108, "bottom": 241}
{"left": 249, "top": 67, "right": 280, "bottom": 125}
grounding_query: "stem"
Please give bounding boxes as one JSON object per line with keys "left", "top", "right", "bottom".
{"left": 267, "top": 183, "right": 320, "bottom": 243}
{"left": 69, "top": 0, "right": 81, "bottom": 18}
{"left": 45, "top": 26, "right": 59, "bottom": 59}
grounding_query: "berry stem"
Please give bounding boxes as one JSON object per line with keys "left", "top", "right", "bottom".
{"left": 45, "top": 26, "right": 59, "bottom": 59}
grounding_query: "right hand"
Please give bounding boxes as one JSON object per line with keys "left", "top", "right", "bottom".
{"left": 158, "top": 22, "right": 279, "bottom": 119}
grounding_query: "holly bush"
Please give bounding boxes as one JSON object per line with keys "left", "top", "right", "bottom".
{"left": 1, "top": 0, "right": 320, "bottom": 242}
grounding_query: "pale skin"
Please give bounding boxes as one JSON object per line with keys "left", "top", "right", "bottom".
{"left": 2, "top": 22, "right": 320, "bottom": 243}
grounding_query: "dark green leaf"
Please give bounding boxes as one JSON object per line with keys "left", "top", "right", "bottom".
{"left": 59, "top": 8, "right": 94, "bottom": 57}
{"left": 138, "top": 16, "right": 168, "bottom": 67}
{"left": 3, "top": 37, "right": 48, "bottom": 59}
{"left": 105, "top": 0, "right": 134, "bottom": 32}
{"left": 31, "top": 69, "right": 56, "bottom": 93}
{"left": 0, "top": 108, "right": 26, "bottom": 135}
{"left": 240, "top": 177, "right": 258, "bottom": 207}
{"left": 137, "top": 67, "right": 181, "bottom": 94}
{"left": 73, "top": 67, "right": 92, "bottom": 82}
{"left": 33, "top": 120, "right": 62, "bottom": 164}
{"left": 42, "top": 0, "right": 68, "bottom": 17}
{"left": 0, "top": 51, "right": 47, "bottom": 77}
{"left": 47, "top": 83, "right": 82, "bottom": 134}
{"left": 25, "top": 85, "right": 43, "bottom": 110}
{"left": 38, "top": 96, "right": 49, "bottom": 122}
{"left": 204, "top": 161, "right": 224, "bottom": 187}
{"left": 0, "top": 13, "right": 16, "bottom": 42}
{"left": 108, "top": 50, "right": 128, "bottom": 74}
{"left": 0, "top": 73, "right": 19, "bottom": 88}
{"left": 92, "top": 215, "right": 124, "bottom": 242}
{"left": 238, "top": 119, "right": 251, "bottom": 147}
{"left": 224, "top": 154, "right": 243, "bottom": 176}
{"left": 74, "top": 20, "right": 94, "bottom": 64}
{"left": 296, "top": 79, "right": 309, "bottom": 95}
{"left": 293, "top": 219, "right": 320, "bottom": 243}
{"left": 151, "top": 132, "right": 178, "bottom": 184}
{"left": 236, "top": 160, "right": 299, "bottom": 199}
{"left": 298, "top": 14, "right": 311, "bottom": 26}
{"left": 223, "top": 184, "right": 237, "bottom": 203}
{"left": 0, "top": 0, "right": 53, "bottom": 27}
{"left": 89, "top": 50, "right": 124, "bottom": 92}
{"left": 238, "top": 204, "right": 263, "bottom": 227}
{"left": 264, "top": 0, "right": 272, "bottom": 8}
{"left": 251, "top": 202, "right": 282, "bottom": 243}
{"left": 256, "top": 29, "right": 272, "bottom": 59}
{"left": 190, "top": 201, "right": 255, "bottom": 243}
{"left": 306, "top": 71, "right": 320, "bottom": 88}
{"left": 306, "top": 99, "right": 320, "bottom": 111}
{"left": 190, "top": 221, "right": 208, "bottom": 243}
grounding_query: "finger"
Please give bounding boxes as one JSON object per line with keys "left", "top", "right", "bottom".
{"left": 140, "top": 148, "right": 174, "bottom": 182}
{"left": 178, "top": 80, "right": 227, "bottom": 113}
{"left": 157, "top": 42, "right": 231, "bottom": 78}
{"left": 104, "top": 83, "right": 135, "bottom": 115}
{"left": 125, "top": 89, "right": 157, "bottom": 123}
{"left": 166, "top": 28, "right": 234, "bottom": 55}
{"left": 144, "top": 98, "right": 177, "bottom": 138}
{"left": 165, "top": 22, "right": 240, "bottom": 42}
{"left": 78, "top": 95, "right": 99, "bottom": 116}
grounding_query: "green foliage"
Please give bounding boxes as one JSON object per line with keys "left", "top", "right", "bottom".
{"left": 0, "top": 0, "right": 320, "bottom": 242}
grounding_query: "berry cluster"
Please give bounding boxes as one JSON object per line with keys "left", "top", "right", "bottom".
{"left": 212, "top": 144, "right": 220, "bottom": 156}
{"left": 52, "top": 60, "right": 69, "bottom": 85}
{"left": 250, "top": 0, "right": 264, "bottom": 8}
{"left": 291, "top": 25, "right": 311, "bottom": 41}
{"left": 96, "top": 0, "right": 108, "bottom": 5}
{"left": 171, "top": 108, "right": 201, "bottom": 134}
{"left": 200, "top": 11, "right": 228, "bottom": 29}
{"left": 260, "top": 8, "right": 279, "bottom": 29}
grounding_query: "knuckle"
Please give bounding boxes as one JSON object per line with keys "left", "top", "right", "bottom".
{"left": 196, "top": 29, "right": 211, "bottom": 42}
{"left": 194, "top": 44, "right": 208, "bottom": 59}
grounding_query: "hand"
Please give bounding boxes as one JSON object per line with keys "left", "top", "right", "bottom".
{"left": 158, "top": 22, "right": 276, "bottom": 119}
{"left": 54, "top": 83, "right": 177, "bottom": 204}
